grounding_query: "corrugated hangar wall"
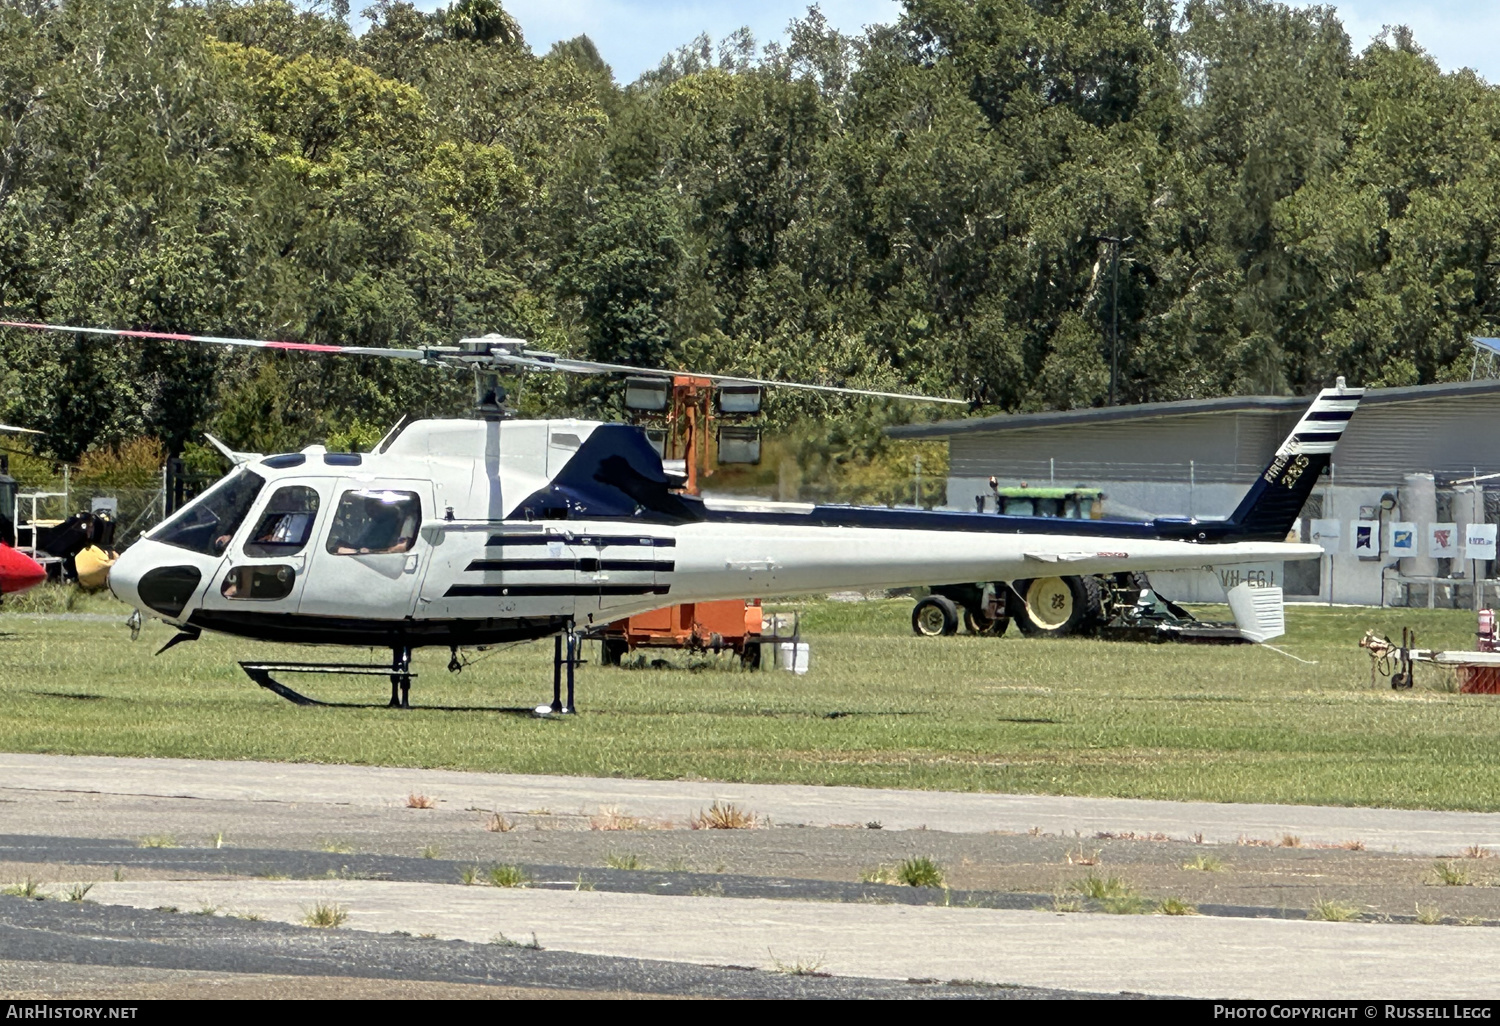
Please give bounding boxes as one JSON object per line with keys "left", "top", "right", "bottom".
{"left": 948, "top": 391, "right": 1500, "bottom": 494}
{"left": 948, "top": 411, "right": 1298, "bottom": 486}
{"left": 1331, "top": 393, "right": 1500, "bottom": 486}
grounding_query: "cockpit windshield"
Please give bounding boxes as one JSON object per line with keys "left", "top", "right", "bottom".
{"left": 150, "top": 469, "right": 266, "bottom": 557}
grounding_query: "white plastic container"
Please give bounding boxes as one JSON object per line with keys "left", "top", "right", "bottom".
{"left": 778, "top": 642, "right": 810, "bottom": 675}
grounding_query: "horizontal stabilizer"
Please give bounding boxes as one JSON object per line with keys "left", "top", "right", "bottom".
{"left": 1226, "top": 583, "right": 1285, "bottom": 643}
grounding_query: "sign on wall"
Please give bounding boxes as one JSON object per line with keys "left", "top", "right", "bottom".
{"left": 1353, "top": 520, "right": 1379, "bottom": 559}
{"left": 1309, "top": 518, "right": 1341, "bottom": 554}
{"left": 1388, "top": 522, "right": 1417, "bottom": 556}
{"left": 1466, "top": 523, "right": 1498, "bottom": 561}
{"left": 1430, "top": 523, "right": 1458, "bottom": 558}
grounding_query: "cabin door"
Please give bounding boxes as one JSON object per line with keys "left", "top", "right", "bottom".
{"left": 296, "top": 480, "right": 434, "bottom": 620}
{"left": 199, "top": 478, "right": 330, "bottom": 616}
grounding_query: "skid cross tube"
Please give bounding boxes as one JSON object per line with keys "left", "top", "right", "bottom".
{"left": 239, "top": 660, "right": 418, "bottom": 707}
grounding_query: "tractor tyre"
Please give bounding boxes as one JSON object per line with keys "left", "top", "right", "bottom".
{"left": 964, "top": 608, "right": 1010, "bottom": 638}
{"left": 912, "top": 595, "right": 961, "bottom": 637}
{"left": 600, "top": 638, "right": 629, "bottom": 666}
{"left": 740, "top": 642, "right": 762, "bottom": 670}
{"left": 1011, "top": 576, "right": 1102, "bottom": 637}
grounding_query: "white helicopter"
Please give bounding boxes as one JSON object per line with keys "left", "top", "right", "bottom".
{"left": 2, "top": 320, "right": 1357, "bottom": 711}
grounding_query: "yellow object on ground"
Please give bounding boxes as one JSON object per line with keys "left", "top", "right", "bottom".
{"left": 75, "top": 545, "right": 117, "bottom": 591}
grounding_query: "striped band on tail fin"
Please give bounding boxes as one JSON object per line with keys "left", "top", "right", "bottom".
{"left": 1224, "top": 377, "right": 1364, "bottom": 542}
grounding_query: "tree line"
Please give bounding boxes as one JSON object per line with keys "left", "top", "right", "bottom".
{"left": 0, "top": 0, "right": 1495, "bottom": 500}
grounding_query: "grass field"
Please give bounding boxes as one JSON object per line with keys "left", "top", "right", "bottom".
{"left": 1, "top": 585, "right": 1496, "bottom": 810}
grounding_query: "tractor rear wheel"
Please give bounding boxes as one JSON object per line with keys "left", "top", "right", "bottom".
{"left": 740, "top": 641, "right": 762, "bottom": 670}
{"left": 912, "top": 595, "right": 960, "bottom": 637}
{"left": 600, "top": 638, "right": 629, "bottom": 665}
{"left": 1011, "top": 576, "right": 1101, "bottom": 637}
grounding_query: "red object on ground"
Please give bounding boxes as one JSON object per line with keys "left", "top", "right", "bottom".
{"left": 1458, "top": 665, "right": 1500, "bottom": 694}
{"left": 0, "top": 543, "right": 46, "bottom": 596}
{"left": 612, "top": 599, "right": 762, "bottom": 655}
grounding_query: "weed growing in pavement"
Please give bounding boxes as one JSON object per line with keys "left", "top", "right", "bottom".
{"left": 574, "top": 875, "right": 595, "bottom": 892}
{"left": 590, "top": 807, "right": 647, "bottom": 831}
{"left": 64, "top": 883, "right": 93, "bottom": 903}
{"left": 605, "top": 852, "right": 643, "bottom": 871}
{"left": 1465, "top": 845, "right": 1493, "bottom": 859}
{"left": 1043, "top": 893, "right": 1082, "bottom": 913}
{"left": 111, "top": 867, "right": 124, "bottom": 882}
{"left": 692, "top": 882, "right": 725, "bottom": 898}
{"left": 1338, "top": 839, "right": 1366, "bottom": 851}
{"left": 768, "top": 950, "right": 828, "bottom": 976}
{"left": 1431, "top": 861, "right": 1471, "bottom": 886}
{"left": 318, "top": 839, "right": 354, "bottom": 855}
{"left": 1156, "top": 897, "right": 1198, "bottom": 916}
{"left": 2, "top": 878, "right": 44, "bottom": 899}
{"left": 192, "top": 902, "right": 219, "bottom": 917}
{"left": 490, "top": 932, "right": 543, "bottom": 950}
{"left": 1182, "top": 854, "right": 1225, "bottom": 872}
{"left": 460, "top": 866, "right": 481, "bottom": 886}
{"left": 138, "top": 835, "right": 177, "bottom": 849}
{"left": 858, "top": 865, "right": 894, "bottom": 884}
{"left": 897, "top": 857, "right": 945, "bottom": 888}
{"left": 1307, "top": 898, "right": 1362, "bottom": 922}
{"left": 1065, "top": 844, "right": 1101, "bottom": 866}
{"left": 691, "top": 801, "right": 760, "bottom": 829}
{"left": 302, "top": 902, "right": 349, "bottom": 928}
{"left": 419, "top": 845, "right": 441, "bottom": 859}
{"left": 485, "top": 813, "right": 515, "bottom": 832}
{"left": 488, "top": 864, "right": 530, "bottom": 888}
{"left": 1071, "top": 874, "right": 1146, "bottom": 914}
{"left": 227, "top": 910, "right": 264, "bottom": 921}
{"left": 1414, "top": 904, "right": 1445, "bottom": 925}
{"left": 407, "top": 793, "right": 437, "bottom": 809}
{"left": 209, "top": 832, "right": 225, "bottom": 849}
{"left": 1279, "top": 834, "right": 1303, "bottom": 848}
{"left": 1459, "top": 915, "right": 1487, "bottom": 926}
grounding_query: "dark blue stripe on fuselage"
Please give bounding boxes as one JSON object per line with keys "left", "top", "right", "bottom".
{"left": 1304, "top": 410, "right": 1355, "bottom": 421}
{"left": 465, "top": 558, "right": 674, "bottom": 573}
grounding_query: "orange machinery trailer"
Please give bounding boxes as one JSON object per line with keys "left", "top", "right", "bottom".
{"left": 595, "top": 375, "right": 766, "bottom": 668}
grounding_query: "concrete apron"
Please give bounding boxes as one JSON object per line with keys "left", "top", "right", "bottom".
{"left": 78, "top": 879, "right": 1500, "bottom": 1000}
{"left": 7, "top": 752, "right": 1500, "bottom": 855}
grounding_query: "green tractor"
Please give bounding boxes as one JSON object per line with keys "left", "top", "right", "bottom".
{"left": 911, "top": 485, "right": 1121, "bottom": 639}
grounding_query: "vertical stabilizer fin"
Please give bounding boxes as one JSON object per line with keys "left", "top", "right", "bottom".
{"left": 1224, "top": 378, "right": 1363, "bottom": 541}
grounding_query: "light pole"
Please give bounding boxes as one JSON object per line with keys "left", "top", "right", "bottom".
{"left": 1096, "top": 234, "right": 1132, "bottom": 407}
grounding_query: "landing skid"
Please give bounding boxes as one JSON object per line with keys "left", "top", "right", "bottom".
{"left": 241, "top": 651, "right": 415, "bottom": 708}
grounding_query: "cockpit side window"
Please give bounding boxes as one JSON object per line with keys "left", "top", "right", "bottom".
{"left": 244, "top": 486, "right": 321, "bottom": 558}
{"left": 326, "top": 489, "right": 421, "bottom": 555}
{"left": 151, "top": 469, "right": 266, "bottom": 557}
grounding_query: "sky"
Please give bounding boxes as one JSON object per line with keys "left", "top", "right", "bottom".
{"left": 403, "top": 1, "right": 1500, "bottom": 86}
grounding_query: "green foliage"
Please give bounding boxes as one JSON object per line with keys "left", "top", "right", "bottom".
{"left": 0, "top": 0, "right": 1497, "bottom": 472}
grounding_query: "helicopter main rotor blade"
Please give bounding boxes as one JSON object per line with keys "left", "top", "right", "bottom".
{"left": 0, "top": 320, "right": 427, "bottom": 360}
{"left": 494, "top": 351, "right": 969, "bottom": 405}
